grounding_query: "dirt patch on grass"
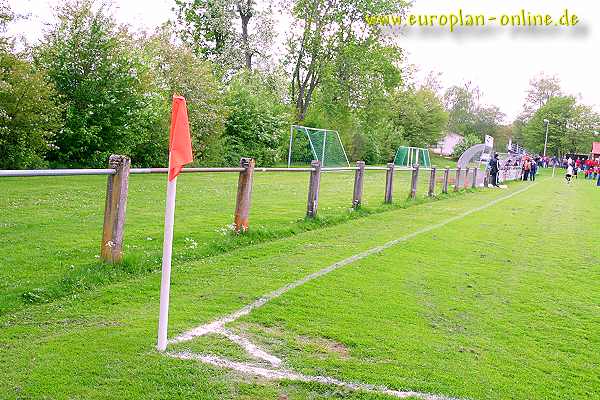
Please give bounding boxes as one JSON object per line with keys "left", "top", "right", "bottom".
{"left": 297, "top": 335, "right": 350, "bottom": 359}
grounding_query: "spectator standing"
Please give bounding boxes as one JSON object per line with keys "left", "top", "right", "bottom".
{"left": 523, "top": 158, "right": 531, "bottom": 181}
{"left": 489, "top": 153, "right": 500, "bottom": 187}
{"left": 530, "top": 160, "right": 538, "bottom": 181}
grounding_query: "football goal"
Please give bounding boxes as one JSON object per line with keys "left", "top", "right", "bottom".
{"left": 393, "top": 146, "right": 431, "bottom": 168}
{"left": 287, "top": 125, "right": 350, "bottom": 167}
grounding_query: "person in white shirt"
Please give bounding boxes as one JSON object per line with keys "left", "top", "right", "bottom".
{"left": 566, "top": 164, "right": 574, "bottom": 183}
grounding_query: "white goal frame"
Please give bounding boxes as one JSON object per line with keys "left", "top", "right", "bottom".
{"left": 287, "top": 125, "right": 350, "bottom": 168}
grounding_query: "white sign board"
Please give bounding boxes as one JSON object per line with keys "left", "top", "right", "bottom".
{"left": 485, "top": 135, "right": 494, "bottom": 149}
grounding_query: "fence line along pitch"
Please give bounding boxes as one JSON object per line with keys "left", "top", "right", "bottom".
{"left": 1, "top": 156, "right": 522, "bottom": 263}
{"left": 0, "top": 166, "right": 470, "bottom": 178}
{"left": 0, "top": 168, "right": 117, "bottom": 177}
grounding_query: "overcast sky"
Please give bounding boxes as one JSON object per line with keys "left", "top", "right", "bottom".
{"left": 7, "top": 0, "right": 600, "bottom": 122}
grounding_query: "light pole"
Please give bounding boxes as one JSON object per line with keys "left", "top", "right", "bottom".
{"left": 543, "top": 119, "right": 550, "bottom": 157}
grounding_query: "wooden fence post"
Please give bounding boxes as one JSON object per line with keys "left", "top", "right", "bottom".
{"left": 352, "top": 161, "right": 365, "bottom": 208}
{"left": 233, "top": 158, "right": 255, "bottom": 233}
{"left": 101, "top": 154, "right": 131, "bottom": 263}
{"left": 306, "top": 160, "right": 322, "bottom": 217}
{"left": 384, "top": 162, "right": 394, "bottom": 204}
{"left": 410, "top": 165, "right": 419, "bottom": 199}
{"left": 483, "top": 169, "right": 490, "bottom": 187}
{"left": 463, "top": 167, "right": 470, "bottom": 189}
{"left": 428, "top": 167, "right": 436, "bottom": 197}
{"left": 471, "top": 168, "right": 478, "bottom": 189}
{"left": 454, "top": 167, "right": 461, "bottom": 192}
{"left": 442, "top": 167, "right": 450, "bottom": 194}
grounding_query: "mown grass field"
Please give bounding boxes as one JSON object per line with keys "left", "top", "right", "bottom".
{"left": 1, "top": 170, "right": 599, "bottom": 399}
{"left": 0, "top": 167, "right": 450, "bottom": 314}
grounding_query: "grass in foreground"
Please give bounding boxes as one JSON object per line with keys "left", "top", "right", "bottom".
{"left": 2, "top": 173, "right": 597, "bottom": 400}
{"left": 0, "top": 168, "right": 455, "bottom": 314}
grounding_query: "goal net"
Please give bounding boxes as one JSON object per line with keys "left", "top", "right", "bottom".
{"left": 394, "top": 146, "right": 431, "bottom": 168}
{"left": 287, "top": 125, "right": 350, "bottom": 167}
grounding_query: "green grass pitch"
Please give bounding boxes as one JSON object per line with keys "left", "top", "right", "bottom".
{"left": 1, "top": 170, "right": 598, "bottom": 399}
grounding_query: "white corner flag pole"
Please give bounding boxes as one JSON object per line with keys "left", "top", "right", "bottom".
{"left": 157, "top": 176, "right": 177, "bottom": 352}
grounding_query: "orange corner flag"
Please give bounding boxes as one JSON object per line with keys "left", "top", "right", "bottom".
{"left": 168, "top": 96, "right": 193, "bottom": 181}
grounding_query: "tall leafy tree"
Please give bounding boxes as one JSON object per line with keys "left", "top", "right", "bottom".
{"left": 35, "top": 0, "right": 148, "bottom": 166}
{"left": 173, "top": 0, "right": 274, "bottom": 72}
{"left": 0, "top": 2, "right": 62, "bottom": 168}
{"left": 392, "top": 88, "right": 448, "bottom": 148}
{"left": 138, "top": 30, "right": 226, "bottom": 166}
{"left": 286, "top": 0, "right": 407, "bottom": 121}
{"left": 444, "top": 82, "right": 503, "bottom": 141}
{"left": 304, "top": 39, "right": 403, "bottom": 162}
{"left": 520, "top": 73, "right": 562, "bottom": 121}
{"left": 0, "top": 0, "right": 13, "bottom": 51}
{"left": 522, "top": 96, "right": 600, "bottom": 156}
{"left": 223, "top": 71, "right": 289, "bottom": 166}
{"left": 0, "top": 3, "right": 62, "bottom": 169}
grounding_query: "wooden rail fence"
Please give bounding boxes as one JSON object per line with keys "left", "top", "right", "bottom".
{"left": 0, "top": 155, "right": 523, "bottom": 263}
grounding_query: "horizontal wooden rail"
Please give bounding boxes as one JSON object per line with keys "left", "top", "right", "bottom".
{"left": 130, "top": 167, "right": 245, "bottom": 174}
{"left": 363, "top": 166, "right": 389, "bottom": 171}
{"left": 0, "top": 168, "right": 117, "bottom": 177}
{"left": 1, "top": 165, "right": 478, "bottom": 178}
{"left": 256, "top": 167, "right": 315, "bottom": 172}
{"left": 321, "top": 167, "right": 359, "bottom": 171}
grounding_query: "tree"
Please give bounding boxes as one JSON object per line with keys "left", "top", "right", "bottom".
{"left": 0, "top": 52, "right": 62, "bottom": 169}
{"left": 138, "top": 30, "right": 226, "bottom": 166}
{"left": 452, "top": 134, "right": 480, "bottom": 158}
{"left": 35, "top": 0, "right": 149, "bottom": 166}
{"left": 0, "top": 0, "right": 13, "bottom": 51}
{"left": 0, "top": 2, "right": 62, "bottom": 169}
{"left": 520, "top": 73, "right": 562, "bottom": 121}
{"left": 444, "top": 82, "right": 479, "bottom": 135}
{"left": 286, "top": 0, "right": 406, "bottom": 121}
{"left": 223, "top": 71, "right": 289, "bottom": 166}
{"left": 522, "top": 96, "right": 599, "bottom": 156}
{"left": 472, "top": 105, "right": 505, "bottom": 138}
{"left": 444, "top": 82, "right": 504, "bottom": 140}
{"left": 173, "top": 0, "right": 274, "bottom": 72}
{"left": 304, "top": 38, "right": 403, "bottom": 162}
{"left": 391, "top": 88, "right": 447, "bottom": 149}
{"left": 563, "top": 104, "right": 600, "bottom": 155}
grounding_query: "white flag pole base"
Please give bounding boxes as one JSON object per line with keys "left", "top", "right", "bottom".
{"left": 157, "top": 177, "right": 177, "bottom": 352}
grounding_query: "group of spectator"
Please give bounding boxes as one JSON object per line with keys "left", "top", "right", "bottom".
{"left": 487, "top": 152, "right": 600, "bottom": 186}
{"left": 564, "top": 157, "right": 600, "bottom": 186}
{"left": 521, "top": 156, "right": 538, "bottom": 181}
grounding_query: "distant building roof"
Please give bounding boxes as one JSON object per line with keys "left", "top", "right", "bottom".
{"left": 593, "top": 142, "right": 600, "bottom": 155}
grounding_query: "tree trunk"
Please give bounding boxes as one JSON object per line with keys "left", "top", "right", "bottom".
{"left": 237, "top": 0, "right": 253, "bottom": 70}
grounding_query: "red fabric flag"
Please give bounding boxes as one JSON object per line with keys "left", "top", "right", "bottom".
{"left": 168, "top": 96, "right": 193, "bottom": 181}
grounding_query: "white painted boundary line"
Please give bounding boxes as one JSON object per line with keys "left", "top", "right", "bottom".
{"left": 165, "top": 181, "right": 539, "bottom": 400}
{"left": 167, "top": 352, "right": 459, "bottom": 400}
{"left": 171, "top": 182, "right": 538, "bottom": 345}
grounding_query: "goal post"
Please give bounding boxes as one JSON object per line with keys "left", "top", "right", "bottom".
{"left": 287, "top": 125, "right": 350, "bottom": 167}
{"left": 394, "top": 146, "right": 431, "bottom": 168}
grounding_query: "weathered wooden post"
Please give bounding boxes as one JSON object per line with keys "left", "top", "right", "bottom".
{"left": 463, "top": 167, "right": 470, "bottom": 189}
{"left": 428, "top": 167, "right": 436, "bottom": 197}
{"left": 101, "top": 155, "right": 131, "bottom": 263}
{"left": 306, "top": 160, "right": 322, "bottom": 217}
{"left": 410, "top": 165, "right": 419, "bottom": 199}
{"left": 471, "top": 168, "right": 478, "bottom": 189}
{"left": 483, "top": 169, "right": 490, "bottom": 187}
{"left": 384, "top": 162, "right": 394, "bottom": 204}
{"left": 233, "top": 158, "right": 255, "bottom": 233}
{"left": 352, "top": 161, "right": 365, "bottom": 209}
{"left": 454, "top": 167, "right": 461, "bottom": 192}
{"left": 442, "top": 167, "right": 450, "bottom": 194}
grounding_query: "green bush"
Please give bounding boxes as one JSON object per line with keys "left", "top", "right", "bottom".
{"left": 223, "top": 72, "right": 289, "bottom": 166}
{"left": 0, "top": 53, "right": 62, "bottom": 169}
